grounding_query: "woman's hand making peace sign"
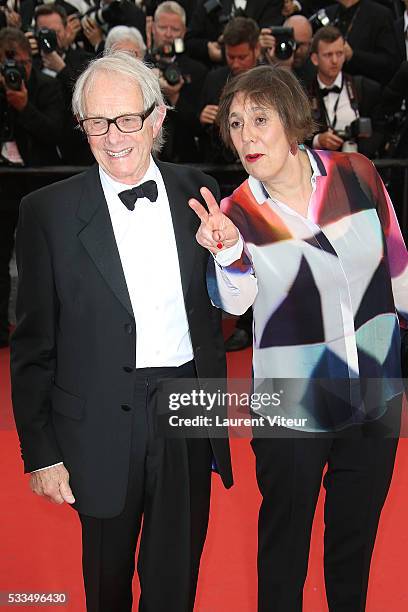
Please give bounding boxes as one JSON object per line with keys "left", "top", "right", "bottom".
{"left": 189, "top": 187, "right": 239, "bottom": 254}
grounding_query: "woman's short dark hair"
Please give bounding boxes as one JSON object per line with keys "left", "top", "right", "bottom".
{"left": 217, "top": 65, "right": 316, "bottom": 150}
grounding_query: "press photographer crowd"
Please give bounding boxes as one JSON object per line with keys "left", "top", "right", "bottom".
{"left": 0, "top": 0, "right": 407, "bottom": 349}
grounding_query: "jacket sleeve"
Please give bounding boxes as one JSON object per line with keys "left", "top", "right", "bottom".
{"left": 10, "top": 197, "right": 62, "bottom": 472}
{"left": 374, "top": 168, "right": 408, "bottom": 325}
{"left": 15, "top": 78, "right": 64, "bottom": 145}
{"left": 207, "top": 195, "right": 258, "bottom": 315}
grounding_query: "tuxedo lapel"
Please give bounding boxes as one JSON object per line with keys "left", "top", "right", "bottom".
{"left": 76, "top": 165, "right": 134, "bottom": 318}
{"left": 157, "top": 160, "right": 199, "bottom": 298}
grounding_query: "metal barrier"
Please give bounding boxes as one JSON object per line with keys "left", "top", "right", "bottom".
{"left": 1, "top": 159, "right": 407, "bottom": 238}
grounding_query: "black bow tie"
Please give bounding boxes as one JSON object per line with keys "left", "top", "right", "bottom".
{"left": 320, "top": 85, "right": 341, "bottom": 98}
{"left": 118, "top": 180, "right": 158, "bottom": 210}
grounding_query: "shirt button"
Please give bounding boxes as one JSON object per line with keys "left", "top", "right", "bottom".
{"left": 124, "top": 323, "right": 134, "bottom": 335}
{"left": 121, "top": 404, "right": 132, "bottom": 412}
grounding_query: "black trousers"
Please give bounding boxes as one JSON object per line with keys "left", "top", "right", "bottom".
{"left": 252, "top": 395, "right": 402, "bottom": 612}
{"left": 78, "top": 362, "right": 212, "bottom": 612}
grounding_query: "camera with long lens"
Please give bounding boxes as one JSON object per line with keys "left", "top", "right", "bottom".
{"left": 0, "top": 59, "right": 26, "bottom": 91}
{"left": 336, "top": 117, "right": 372, "bottom": 141}
{"left": 336, "top": 117, "right": 372, "bottom": 151}
{"left": 309, "top": 9, "right": 331, "bottom": 33}
{"left": 82, "top": 0, "right": 127, "bottom": 28}
{"left": 37, "top": 28, "right": 58, "bottom": 54}
{"left": 152, "top": 40, "right": 184, "bottom": 86}
{"left": 203, "top": 0, "right": 229, "bottom": 25}
{"left": 270, "top": 26, "right": 296, "bottom": 61}
{"left": 0, "top": 63, "right": 18, "bottom": 152}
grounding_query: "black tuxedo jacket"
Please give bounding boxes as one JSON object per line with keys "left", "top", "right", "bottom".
{"left": 13, "top": 67, "right": 64, "bottom": 166}
{"left": 185, "top": 0, "right": 283, "bottom": 64}
{"left": 394, "top": 16, "right": 406, "bottom": 64}
{"left": 11, "top": 161, "right": 233, "bottom": 518}
{"left": 307, "top": 73, "right": 383, "bottom": 158}
{"left": 325, "top": 0, "right": 399, "bottom": 84}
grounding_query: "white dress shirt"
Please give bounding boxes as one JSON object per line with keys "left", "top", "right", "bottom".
{"left": 313, "top": 72, "right": 357, "bottom": 148}
{"left": 405, "top": 11, "right": 408, "bottom": 60}
{"left": 99, "top": 157, "right": 194, "bottom": 368}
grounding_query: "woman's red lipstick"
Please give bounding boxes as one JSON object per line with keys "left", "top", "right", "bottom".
{"left": 245, "top": 154, "right": 263, "bottom": 163}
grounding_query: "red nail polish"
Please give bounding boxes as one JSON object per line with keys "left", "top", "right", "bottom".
{"left": 217, "top": 242, "right": 223, "bottom": 249}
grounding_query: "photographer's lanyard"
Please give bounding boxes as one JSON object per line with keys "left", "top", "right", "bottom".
{"left": 334, "top": 6, "right": 361, "bottom": 42}
{"left": 322, "top": 76, "right": 344, "bottom": 132}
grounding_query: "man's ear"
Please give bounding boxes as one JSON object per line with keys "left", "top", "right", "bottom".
{"left": 152, "top": 104, "right": 166, "bottom": 137}
{"left": 310, "top": 52, "right": 318, "bottom": 68}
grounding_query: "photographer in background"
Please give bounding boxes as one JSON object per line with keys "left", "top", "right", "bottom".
{"left": 104, "top": 24, "right": 146, "bottom": 57}
{"left": 80, "top": 0, "right": 146, "bottom": 50}
{"left": 198, "top": 16, "right": 261, "bottom": 163}
{"left": 259, "top": 14, "right": 314, "bottom": 84}
{"left": 308, "top": 25, "right": 383, "bottom": 158}
{"left": 185, "top": 0, "right": 283, "bottom": 67}
{"left": 147, "top": 1, "right": 208, "bottom": 161}
{"left": 0, "top": 27, "right": 64, "bottom": 347}
{"left": 321, "top": 0, "right": 399, "bottom": 85}
{"left": 32, "top": 3, "right": 94, "bottom": 163}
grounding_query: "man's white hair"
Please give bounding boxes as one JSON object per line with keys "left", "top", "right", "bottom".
{"left": 154, "top": 1, "right": 186, "bottom": 25}
{"left": 104, "top": 26, "right": 147, "bottom": 55}
{"left": 72, "top": 51, "right": 166, "bottom": 152}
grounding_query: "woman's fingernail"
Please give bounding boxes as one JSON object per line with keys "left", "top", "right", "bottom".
{"left": 217, "top": 242, "right": 223, "bottom": 249}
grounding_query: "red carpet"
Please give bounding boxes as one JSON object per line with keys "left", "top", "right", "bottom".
{"left": 1, "top": 335, "right": 408, "bottom": 611}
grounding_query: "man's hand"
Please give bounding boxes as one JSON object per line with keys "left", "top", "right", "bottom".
{"left": 200, "top": 104, "right": 219, "bottom": 125}
{"left": 30, "top": 464, "right": 75, "bottom": 505}
{"left": 259, "top": 28, "right": 276, "bottom": 53}
{"left": 159, "top": 75, "right": 184, "bottom": 106}
{"left": 64, "top": 14, "right": 82, "bottom": 48}
{"left": 207, "top": 41, "right": 222, "bottom": 63}
{"left": 5, "top": 7, "right": 22, "bottom": 28}
{"left": 6, "top": 81, "right": 28, "bottom": 111}
{"left": 317, "top": 130, "right": 344, "bottom": 151}
{"left": 344, "top": 41, "right": 353, "bottom": 62}
{"left": 189, "top": 186, "right": 239, "bottom": 254}
{"left": 82, "top": 17, "right": 104, "bottom": 48}
{"left": 41, "top": 51, "right": 66, "bottom": 73}
{"left": 25, "top": 31, "right": 39, "bottom": 56}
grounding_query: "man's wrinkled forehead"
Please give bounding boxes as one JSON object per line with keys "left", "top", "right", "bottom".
{"left": 83, "top": 71, "right": 144, "bottom": 115}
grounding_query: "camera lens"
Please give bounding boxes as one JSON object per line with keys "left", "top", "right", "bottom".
{"left": 275, "top": 39, "right": 294, "bottom": 61}
{"left": 164, "top": 64, "right": 181, "bottom": 86}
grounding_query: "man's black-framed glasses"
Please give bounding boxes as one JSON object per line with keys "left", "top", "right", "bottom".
{"left": 79, "top": 103, "right": 156, "bottom": 136}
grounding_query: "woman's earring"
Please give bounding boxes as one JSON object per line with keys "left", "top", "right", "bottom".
{"left": 289, "top": 142, "right": 298, "bottom": 156}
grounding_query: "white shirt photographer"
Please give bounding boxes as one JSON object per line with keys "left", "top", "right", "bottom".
{"left": 313, "top": 72, "right": 357, "bottom": 148}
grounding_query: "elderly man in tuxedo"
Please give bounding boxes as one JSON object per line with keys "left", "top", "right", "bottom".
{"left": 10, "top": 52, "right": 232, "bottom": 612}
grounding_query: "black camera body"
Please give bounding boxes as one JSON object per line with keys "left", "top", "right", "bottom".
{"left": 83, "top": 0, "right": 125, "bottom": 28}
{"left": 0, "top": 59, "right": 25, "bottom": 91}
{"left": 37, "top": 28, "right": 58, "bottom": 54}
{"left": 152, "top": 41, "right": 184, "bottom": 86}
{"left": 309, "top": 9, "right": 332, "bottom": 33}
{"left": 270, "top": 26, "right": 296, "bottom": 61}
{"left": 203, "top": 0, "right": 229, "bottom": 25}
{"left": 336, "top": 117, "right": 372, "bottom": 141}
